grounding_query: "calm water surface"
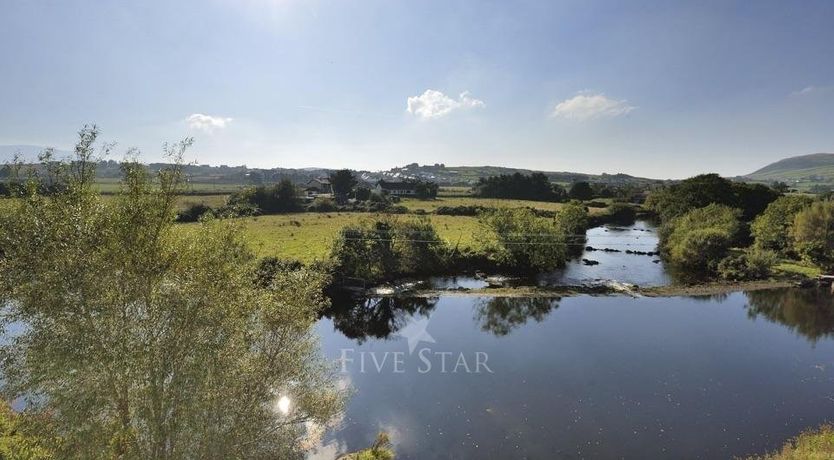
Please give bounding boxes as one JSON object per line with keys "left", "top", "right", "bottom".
{"left": 315, "top": 290, "right": 834, "bottom": 459}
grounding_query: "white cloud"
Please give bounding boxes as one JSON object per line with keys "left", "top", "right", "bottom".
{"left": 186, "top": 113, "right": 233, "bottom": 132}
{"left": 406, "top": 90, "right": 484, "bottom": 119}
{"left": 551, "top": 92, "right": 635, "bottom": 121}
{"left": 791, "top": 85, "right": 833, "bottom": 96}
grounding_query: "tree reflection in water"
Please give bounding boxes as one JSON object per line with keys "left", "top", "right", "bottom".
{"left": 745, "top": 287, "right": 834, "bottom": 343}
{"left": 475, "top": 297, "right": 560, "bottom": 336}
{"left": 322, "top": 293, "right": 439, "bottom": 343}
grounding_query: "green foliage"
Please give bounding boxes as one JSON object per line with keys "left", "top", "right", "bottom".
{"left": 0, "top": 128, "right": 344, "bottom": 459}
{"left": 646, "top": 174, "right": 780, "bottom": 221}
{"left": 227, "top": 178, "right": 302, "bottom": 214}
{"left": 175, "top": 202, "right": 214, "bottom": 222}
{"left": 308, "top": 196, "right": 338, "bottom": 212}
{"left": 0, "top": 404, "right": 53, "bottom": 460}
{"left": 717, "top": 248, "right": 777, "bottom": 281}
{"left": 792, "top": 200, "right": 834, "bottom": 271}
{"left": 329, "top": 169, "right": 358, "bottom": 202}
{"left": 478, "top": 208, "right": 566, "bottom": 273}
{"left": 568, "top": 181, "right": 594, "bottom": 200}
{"left": 413, "top": 180, "right": 439, "bottom": 199}
{"left": 475, "top": 173, "right": 562, "bottom": 201}
{"left": 354, "top": 186, "right": 372, "bottom": 201}
{"left": 743, "top": 424, "right": 834, "bottom": 460}
{"left": 603, "top": 202, "right": 637, "bottom": 225}
{"left": 339, "top": 432, "right": 395, "bottom": 460}
{"left": 434, "top": 205, "right": 487, "bottom": 216}
{"left": 659, "top": 204, "right": 743, "bottom": 273}
{"left": 554, "top": 201, "right": 589, "bottom": 237}
{"left": 330, "top": 217, "right": 446, "bottom": 282}
{"left": 751, "top": 195, "right": 814, "bottom": 254}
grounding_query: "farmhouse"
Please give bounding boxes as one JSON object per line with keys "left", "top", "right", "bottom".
{"left": 375, "top": 180, "right": 417, "bottom": 196}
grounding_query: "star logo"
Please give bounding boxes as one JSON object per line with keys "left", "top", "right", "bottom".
{"left": 396, "top": 317, "right": 436, "bottom": 354}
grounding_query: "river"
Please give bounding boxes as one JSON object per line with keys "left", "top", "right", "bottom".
{"left": 313, "top": 221, "right": 834, "bottom": 458}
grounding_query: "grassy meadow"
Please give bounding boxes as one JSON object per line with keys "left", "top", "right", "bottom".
{"left": 224, "top": 212, "right": 483, "bottom": 262}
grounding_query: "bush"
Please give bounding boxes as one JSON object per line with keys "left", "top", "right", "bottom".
{"left": 585, "top": 200, "right": 608, "bottom": 208}
{"left": 717, "top": 249, "right": 777, "bottom": 281}
{"left": 215, "top": 201, "right": 259, "bottom": 218}
{"left": 227, "top": 179, "right": 302, "bottom": 214}
{"left": 751, "top": 194, "right": 814, "bottom": 255}
{"left": 308, "top": 196, "right": 338, "bottom": 212}
{"left": 604, "top": 202, "right": 637, "bottom": 225}
{"left": 330, "top": 217, "right": 446, "bottom": 282}
{"left": 435, "top": 205, "right": 487, "bottom": 216}
{"left": 479, "top": 208, "right": 566, "bottom": 273}
{"left": 176, "top": 202, "right": 214, "bottom": 222}
{"left": 792, "top": 200, "right": 834, "bottom": 271}
{"left": 743, "top": 424, "right": 834, "bottom": 460}
{"left": 554, "top": 201, "right": 589, "bottom": 237}
{"left": 660, "top": 204, "right": 742, "bottom": 273}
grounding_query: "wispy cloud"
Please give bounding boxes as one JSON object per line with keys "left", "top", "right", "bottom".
{"left": 791, "top": 85, "right": 833, "bottom": 96}
{"left": 185, "top": 113, "right": 233, "bottom": 133}
{"left": 551, "top": 92, "right": 635, "bottom": 121}
{"left": 406, "top": 90, "right": 484, "bottom": 120}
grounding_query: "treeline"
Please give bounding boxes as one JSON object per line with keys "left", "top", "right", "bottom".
{"left": 473, "top": 172, "right": 647, "bottom": 203}
{"left": 474, "top": 172, "right": 564, "bottom": 201}
{"left": 649, "top": 174, "right": 833, "bottom": 280}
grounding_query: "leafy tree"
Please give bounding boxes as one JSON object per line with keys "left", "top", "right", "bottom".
{"left": 568, "top": 181, "right": 594, "bottom": 200}
{"left": 551, "top": 183, "right": 568, "bottom": 201}
{"left": 330, "top": 217, "right": 445, "bottom": 282}
{"left": 479, "top": 208, "right": 566, "bottom": 273}
{"left": 0, "top": 127, "right": 344, "bottom": 459}
{"left": 227, "top": 178, "right": 301, "bottom": 214}
{"left": 792, "top": 200, "right": 834, "bottom": 271}
{"left": 0, "top": 403, "right": 53, "bottom": 460}
{"left": 751, "top": 194, "right": 814, "bottom": 254}
{"left": 474, "top": 173, "right": 560, "bottom": 201}
{"left": 413, "top": 180, "right": 438, "bottom": 199}
{"left": 329, "top": 169, "right": 358, "bottom": 203}
{"left": 646, "top": 174, "right": 779, "bottom": 222}
{"left": 659, "top": 204, "right": 743, "bottom": 273}
{"left": 732, "top": 182, "right": 782, "bottom": 220}
{"left": 354, "top": 186, "right": 372, "bottom": 201}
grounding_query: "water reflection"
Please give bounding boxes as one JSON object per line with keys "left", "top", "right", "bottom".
{"left": 474, "top": 296, "right": 560, "bottom": 336}
{"left": 321, "top": 293, "right": 438, "bottom": 342}
{"left": 745, "top": 287, "right": 834, "bottom": 343}
{"left": 318, "top": 292, "right": 834, "bottom": 458}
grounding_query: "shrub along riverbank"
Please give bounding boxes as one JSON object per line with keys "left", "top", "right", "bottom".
{"left": 649, "top": 174, "right": 832, "bottom": 282}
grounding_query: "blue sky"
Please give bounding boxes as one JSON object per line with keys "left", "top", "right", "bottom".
{"left": 1, "top": 0, "right": 832, "bottom": 178}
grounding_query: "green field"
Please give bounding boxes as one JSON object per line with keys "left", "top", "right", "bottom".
{"left": 215, "top": 212, "right": 483, "bottom": 262}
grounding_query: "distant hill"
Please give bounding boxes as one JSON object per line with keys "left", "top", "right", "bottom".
{"left": 746, "top": 153, "right": 834, "bottom": 190}
{"left": 0, "top": 145, "right": 72, "bottom": 163}
{"left": 375, "top": 163, "right": 662, "bottom": 187}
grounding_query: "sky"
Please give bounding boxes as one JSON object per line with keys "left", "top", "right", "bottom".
{"left": 1, "top": 0, "right": 833, "bottom": 179}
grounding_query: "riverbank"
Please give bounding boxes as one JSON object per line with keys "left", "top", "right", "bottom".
{"left": 356, "top": 278, "right": 819, "bottom": 299}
